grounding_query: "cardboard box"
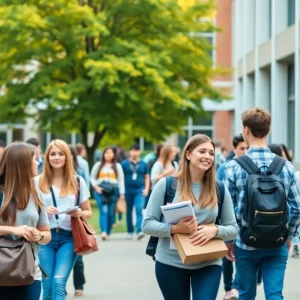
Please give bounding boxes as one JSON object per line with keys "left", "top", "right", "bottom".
{"left": 173, "top": 233, "right": 228, "bottom": 264}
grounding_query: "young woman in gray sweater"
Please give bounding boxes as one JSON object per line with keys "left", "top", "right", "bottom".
{"left": 142, "top": 134, "right": 238, "bottom": 300}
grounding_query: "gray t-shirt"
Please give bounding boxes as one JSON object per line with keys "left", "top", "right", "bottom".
{"left": 0, "top": 192, "right": 49, "bottom": 281}
{"left": 142, "top": 177, "right": 238, "bottom": 269}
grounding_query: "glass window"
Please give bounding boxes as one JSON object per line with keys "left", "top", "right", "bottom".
{"left": 288, "top": 0, "right": 295, "bottom": 27}
{"left": 193, "top": 36, "right": 213, "bottom": 58}
{"left": 178, "top": 131, "right": 189, "bottom": 150}
{"left": 51, "top": 133, "right": 72, "bottom": 144}
{"left": 12, "top": 128, "right": 23, "bottom": 142}
{"left": 144, "top": 139, "right": 154, "bottom": 151}
{"left": 287, "top": 64, "right": 295, "bottom": 153}
{"left": 192, "top": 113, "right": 213, "bottom": 126}
{"left": 192, "top": 130, "right": 213, "bottom": 139}
{"left": 0, "top": 132, "right": 6, "bottom": 143}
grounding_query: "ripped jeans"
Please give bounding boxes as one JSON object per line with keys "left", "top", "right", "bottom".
{"left": 39, "top": 229, "right": 77, "bottom": 300}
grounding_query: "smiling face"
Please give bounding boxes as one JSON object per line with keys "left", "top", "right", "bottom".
{"left": 186, "top": 142, "right": 215, "bottom": 173}
{"left": 48, "top": 145, "right": 66, "bottom": 169}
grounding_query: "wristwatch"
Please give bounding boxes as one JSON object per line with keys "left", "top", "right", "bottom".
{"left": 39, "top": 232, "right": 44, "bottom": 241}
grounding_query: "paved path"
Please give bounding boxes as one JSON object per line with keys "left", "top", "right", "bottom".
{"left": 66, "top": 234, "right": 300, "bottom": 299}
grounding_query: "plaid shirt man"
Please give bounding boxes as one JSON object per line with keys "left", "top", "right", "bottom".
{"left": 224, "top": 147, "right": 300, "bottom": 250}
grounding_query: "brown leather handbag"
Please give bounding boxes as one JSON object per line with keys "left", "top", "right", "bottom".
{"left": 0, "top": 237, "right": 36, "bottom": 286}
{"left": 71, "top": 177, "right": 98, "bottom": 255}
{"left": 71, "top": 217, "right": 98, "bottom": 255}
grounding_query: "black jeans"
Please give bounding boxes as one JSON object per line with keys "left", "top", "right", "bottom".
{"left": 73, "top": 255, "right": 85, "bottom": 290}
{"left": 0, "top": 280, "right": 41, "bottom": 300}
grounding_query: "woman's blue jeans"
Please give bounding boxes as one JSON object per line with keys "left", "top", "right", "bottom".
{"left": 0, "top": 280, "right": 41, "bottom": 300}
{"left": 39, "top": 229, "right": 77, "bottom": 300}
{"left": 155, "top": 261, "right": 222, "bottom": 300}
{"left": 94, "top": 188, "right": 119, "bottom": 235}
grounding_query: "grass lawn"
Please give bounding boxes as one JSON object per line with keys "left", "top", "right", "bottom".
{"left": 88, "top": 200, "right": 127, "bottom": 234}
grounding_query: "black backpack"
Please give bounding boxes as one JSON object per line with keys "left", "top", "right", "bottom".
{"left": 145, "top": 176, "right": 225, "bottom": 259}
{"left": 234, "top": 155, "right": 288, "bottom": 248}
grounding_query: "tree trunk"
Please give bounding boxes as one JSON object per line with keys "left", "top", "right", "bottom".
{"left": 81, "top": 126, "right": 107, "bottom": 169}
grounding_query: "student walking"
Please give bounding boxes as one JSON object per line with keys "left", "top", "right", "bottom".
{"left": 121, "top": 144, "right": 150, "bottom": 240}
{"left": 0, "top": 142, "right": 51, "bottom": 300}
{"left": 68, "top": 145, "right": 87, "bottom": 298}
{"left": 90, "top": 146, "right": 125, "bottom": 240}
{"left": 224, "top": 108, "right": 300, "bottom": 300}
{"left": 36, "top": 140, "right": 92, "bottom": 300}
{"left": 143, "top": 134, "right": 238, "bottom": 300}
{"left": 150, "top": 144, "right": 178, "bottom": 188}
{"left": 217, "top": 134, "right": 247, "bottom": 300}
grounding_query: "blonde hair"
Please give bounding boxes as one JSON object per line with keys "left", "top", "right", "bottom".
{"left": 176, "top": 134, "right": 217, "bottom": 208}
{"left": 39, "top": 139, "right": 77, "bottom": 196}
{"left": 0, "top": 142, "right": 43, "bottom": 225}
{"left": 159, "top": 145, "right": 175, "bottom": 168}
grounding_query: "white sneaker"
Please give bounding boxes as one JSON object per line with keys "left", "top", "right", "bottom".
{"left": 137, "top": 232, "right": 145, "bottom": 240}
{"left": 126, "top": 233, "right": 134, "bottom": 240}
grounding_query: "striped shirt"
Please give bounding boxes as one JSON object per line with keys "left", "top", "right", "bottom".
{"left": 224, "top": 147, "right": 300, "bottom": 250}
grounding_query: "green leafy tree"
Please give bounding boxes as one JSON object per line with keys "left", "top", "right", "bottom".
{"left": 0, "top": 0, "right": 223, "bottom": 165}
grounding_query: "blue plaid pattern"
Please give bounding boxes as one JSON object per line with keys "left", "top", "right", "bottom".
{"left": 224, "top": 147, "right": 300, "bottom": 250}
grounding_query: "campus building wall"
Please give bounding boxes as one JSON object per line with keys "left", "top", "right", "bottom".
{"left": 232, "top": 0, "right": 300, "bottom": 168}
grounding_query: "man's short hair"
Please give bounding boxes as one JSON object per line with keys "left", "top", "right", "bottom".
{"left": 75, "top": 143, "right": 86, "bottom": 155}
{"left": 232, "top": 134, "right": 244, "bottom": 148}
{"left": 130, "top": 144, "right": 140, "bottom": 151}
{"left": 0, "top": 140, "right": 6, "bottom": 148}
{"left": 26, "top": 138, "right": 39, "bottom": 147}
{"left": 242, "top": 107, "right": 271, "bottom": 138}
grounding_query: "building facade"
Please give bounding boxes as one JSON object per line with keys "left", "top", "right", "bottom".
{"left": 233, "top": 0, "right": 300, "bottom": 167}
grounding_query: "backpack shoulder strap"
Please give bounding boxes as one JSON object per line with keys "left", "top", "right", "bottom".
{"left": 267, "top": 156, "right": 286, "bottom": 176}
{"left": 234, "top": 155, "right": 259, "bottom": 175}
{"left": 164, "top": 176, "right": 177, "bottom": 205}
{"left": 216, "top": 181, "right": 225, "bottom": 225}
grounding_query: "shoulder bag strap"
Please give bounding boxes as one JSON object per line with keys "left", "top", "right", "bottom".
{"left": 50, "top": 186, "right": 59, "bottom": 221}
{"left": 234, "top": 155, "right": 260, "bottom": 175}
{"left": 216, "top": 181, "right": 225, "bottom": 225}
{"left": 267, "top": 156, "right": 286, "bottom": 176}
{"left": 76, "top": 176, "right": 80, "bottom": 206}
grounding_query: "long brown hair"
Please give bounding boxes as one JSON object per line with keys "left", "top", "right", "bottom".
{"left": 0, "top": 142, "right": 43, "bottom": 225}
{"left": 39, "top": 140, "right": 77, "bottom": 196}
{"left": 159, "top": 145, "right": 175, "bottom": 168}
{"left": 97, "top": 147, "right": 118, "bottom": 178}
{"left": 176, "top": 134, "right": 217, "bottom": 208}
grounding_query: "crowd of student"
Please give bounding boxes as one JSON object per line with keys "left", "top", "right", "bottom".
{"left": 0, "top": 134, "right": 182, "bottom": 299}
{"left": 142, "top": 107, "right": 300, "bottom": 300}
{"left": 0, "top": 107, "right": 300, "bottom": 300}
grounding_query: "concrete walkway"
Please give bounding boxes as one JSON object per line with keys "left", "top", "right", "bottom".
{"left": 66, "top": 233, "right": 300, "bottom": 299}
